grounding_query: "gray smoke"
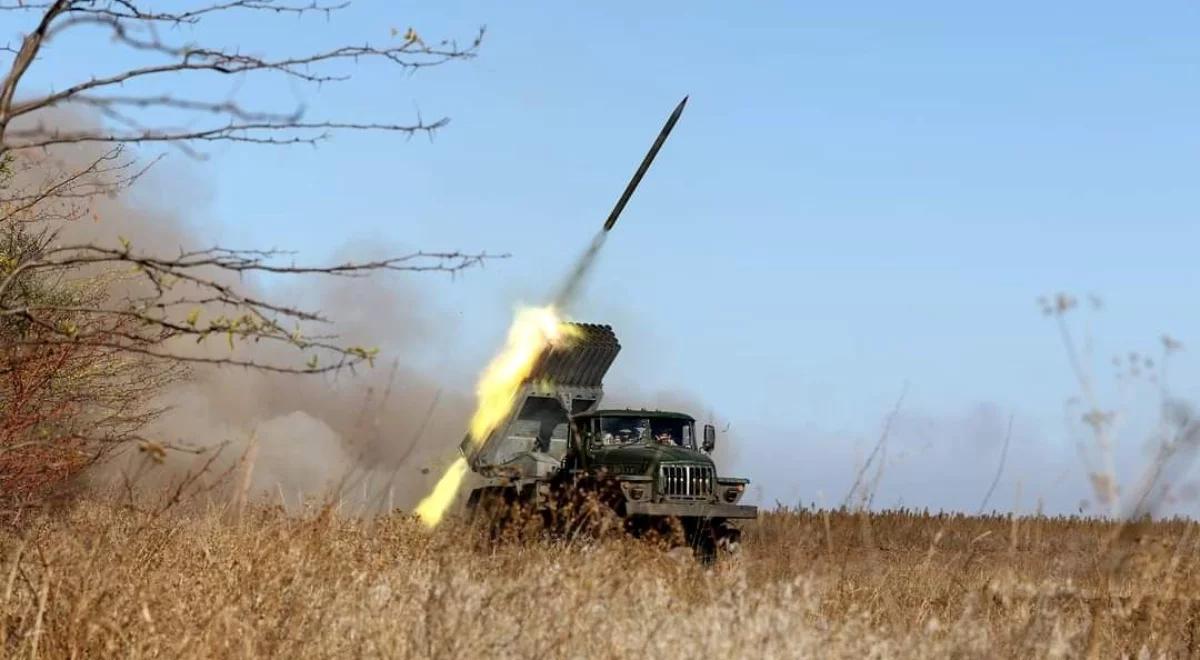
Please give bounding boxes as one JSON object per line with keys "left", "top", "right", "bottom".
{"left": 107, "top": 261, "right": 477, "bottom": 513}
{"left": 6, "top": 111, "right": 476, "bottom": 512}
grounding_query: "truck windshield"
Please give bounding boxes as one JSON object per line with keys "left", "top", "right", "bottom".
{"left": 596, "top": 417, "right": 694, "bottom": 449}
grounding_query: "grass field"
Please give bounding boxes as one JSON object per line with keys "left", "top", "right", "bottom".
{"left": 3, "top": 501, "right": 1198, "bottom": 658}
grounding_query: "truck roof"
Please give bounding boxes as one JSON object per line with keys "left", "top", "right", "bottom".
{"left": 572, "top": 409, "right": 696, "bottom": 422}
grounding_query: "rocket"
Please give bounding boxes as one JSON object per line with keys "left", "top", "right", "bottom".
{"left": 601, "top": 96, "right": 688, "bottom": 232}
{"left": 548, "top": 95, "right": 688, "bottom": 309}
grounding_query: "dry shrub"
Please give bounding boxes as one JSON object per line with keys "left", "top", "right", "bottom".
{"left": 0, "top": 222, "right": 178, "bottom": 513}
{"left": 0, "top": 153, "right": 190, "bottom": 517}
{"left": 0, "top": 307, "right": 174, "bottom": 507}
{"left": 3, "top": 503, "right": 1199, "bottom": 658}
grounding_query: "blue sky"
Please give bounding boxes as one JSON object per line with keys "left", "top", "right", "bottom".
{"left": 14, "top": 1, "right": 1200, "bottom": 512}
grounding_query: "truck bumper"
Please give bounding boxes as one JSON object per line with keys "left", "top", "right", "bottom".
{"left": 625, "top": 502, "right": 758, "bottom": 519}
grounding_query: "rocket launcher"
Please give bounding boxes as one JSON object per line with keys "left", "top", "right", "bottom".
{"left": 461, "top": 97, "right": 684, "bottom": 473}
{"left": 461, "top": 322, "right": 620, "bottom": 471}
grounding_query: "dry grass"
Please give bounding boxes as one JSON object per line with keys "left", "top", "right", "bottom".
{"left": 2, "top": 501, "right": 1199, "bottom": 658}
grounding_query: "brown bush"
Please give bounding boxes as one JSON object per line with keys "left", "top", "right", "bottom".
{"left": 0, "top": 221, "right": 179, "bottom": 515}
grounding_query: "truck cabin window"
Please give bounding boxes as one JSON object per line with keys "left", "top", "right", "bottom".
{"left": 594, "top": 417, "right": 694, "bottom": 450}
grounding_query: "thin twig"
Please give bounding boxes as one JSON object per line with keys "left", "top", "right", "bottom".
{"left": 843, "top": 382, "right": 908, "bottom": 510}
{"left": 978, "top": 412, "right": 1014, "bottom": 514}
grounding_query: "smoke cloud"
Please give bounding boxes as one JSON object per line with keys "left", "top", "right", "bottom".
{"left": 113, "top": 229, "right": 478, "bottom": 512}
{"left": 7, "top": 111, "right": 475, "bottom": 512}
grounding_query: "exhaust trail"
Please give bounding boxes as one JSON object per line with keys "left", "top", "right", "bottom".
{"left": 552, "top": 231, "right": 606, "bottom": 310}
{"left": 415, "top": 97, "right": 689, "bottom": 527}
{"left": 553, "top": 96, "right": 688, "bottom": 309}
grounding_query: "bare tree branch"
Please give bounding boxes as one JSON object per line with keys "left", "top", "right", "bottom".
{"left": 0, "top": 0, "right": 69, "bottom": 144}
{"left": 7, "top": 118, "right": 452, "bottom": 153}
{"left": 0, "top": 1, "right": 484, "bottom": 156}
{"left": 6, "top": 0, "right": 354, "bottom": 23}
{"left": 0, "top": 146, "right": 156, "bottom": 223}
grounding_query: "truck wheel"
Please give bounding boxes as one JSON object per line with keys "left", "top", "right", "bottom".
{"left": 714, "top": 521, "right": 742, "bottom": 558}
{"left": 685, "top": 519, "right": 741, "bottom": 565}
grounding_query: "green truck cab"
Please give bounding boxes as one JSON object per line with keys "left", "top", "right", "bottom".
{"left": 569, "top": 409, "right": 755, "bottom": 521}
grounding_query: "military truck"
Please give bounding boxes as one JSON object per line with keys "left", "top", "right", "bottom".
{"left": 461, "top": 323, "right": 756, "bottom": 559}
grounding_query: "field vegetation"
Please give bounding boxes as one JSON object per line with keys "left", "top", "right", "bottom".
{"left": 3, "top": 502, "right": 1198, "bottom": 658}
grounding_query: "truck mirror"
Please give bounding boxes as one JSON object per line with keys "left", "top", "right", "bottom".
{"left": 702, "top": 424, "right": 716, "bottom": 453}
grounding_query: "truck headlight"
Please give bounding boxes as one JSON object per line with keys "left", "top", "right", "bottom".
{"left": 620, "top": 481, "right": 649, "bottom": 501}
{"left": 722, "top": 484, "right": 744, "bottom": 503}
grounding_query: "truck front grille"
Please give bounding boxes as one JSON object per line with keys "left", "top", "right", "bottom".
{"left": 659, "top": 464, "right": 714, "bottom": 500}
